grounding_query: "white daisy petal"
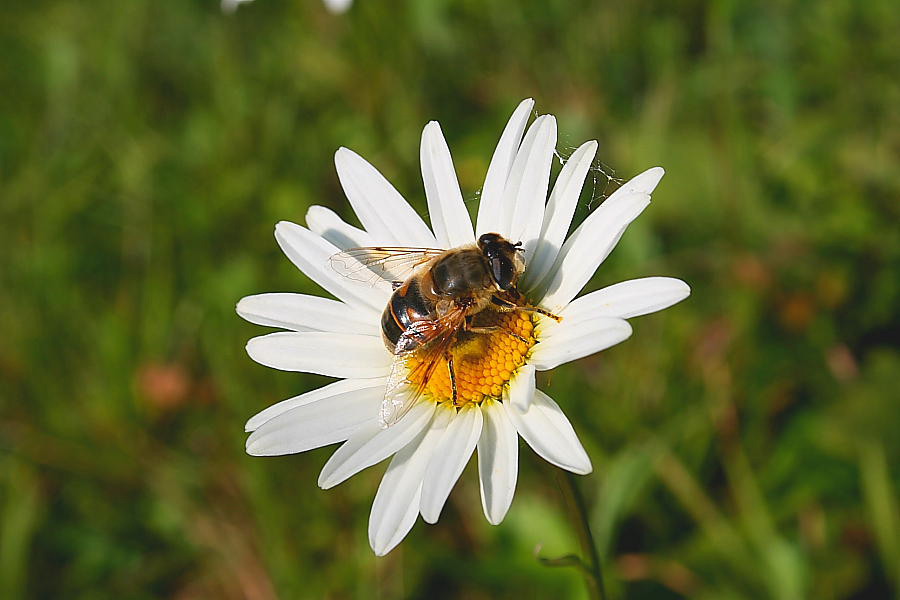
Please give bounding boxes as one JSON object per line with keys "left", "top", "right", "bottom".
{"left": 274, "top": 221, "right": 386, "bottom": 312}
{"left": 477, "top": 399, "right": 519, "bottom": 525}
{"left": 246, "top": 384, "right": 383, "bottom": 456}
{"left": 538, "top": 167, "right": 665, "bottom": 311}
{"left": 334, "top": 147, "right": 437, "bottom": 247}
{"left": 369, "top": 408, "right": 452, "bottom": 556}
{"left": 245, "top": 377, "right": 387, "bottom": 432}
{"left": 476, "top": 98, "right": 535, "bottom": 236}
{"left": 530, "top": 317, "right": 632, "bottom": 371}
{"left": 562, "top": 277, "right": 691, "bottom": 321}
{"left": 246, "top": 331, "right": 391, "bottom": 378}
{"left": 498, "top": 115, "right": 557, "bottom": 252}
{"left": 318, "top": 401, "right": 436, "bottom": 489}
{"left": 420, "top": 404, "right": 483, "bottom": 523}
{"left": 420, "top": 121, "right": 475, "bottom": 248}
{"left": 506, "top": 389, "right": 592, "bottom": 475}
{"left": 508, "top": 364, "right": 536, "bottom": 412}
{"left": 236, "top": 293, "right": 379, "bottom": 335}
{"left": 305, "top": 205, "right": 373, "bottom": 250}
{"left": 522, "top": 140, "right": 598, "bottom": 292}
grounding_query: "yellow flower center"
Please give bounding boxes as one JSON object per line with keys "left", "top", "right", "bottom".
{"left": 405, "top": 310, "right": 537, "bottom": 406}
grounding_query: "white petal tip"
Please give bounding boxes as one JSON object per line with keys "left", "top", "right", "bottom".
{"left": 274, "top": 220, "right": 299, "bottom": 236}
{"left": 244, "top": 431, "right": 273, "bottom": 455}
{"left": 666, "top": 280, "right": 692, "bottom": 307}
{"left": 304, "top": 204, "right": 327, "bottom": 222}
{"left": 334, "top": 147, "right": 358, "bottom": 165}
{"left": 244, "top": 336, "right": 287, "bottom": 371}
{"left": 533, "top": 114, "right": 557, "bottom": 128}
{"left": 484, "top": 508, "right": 510, "bottom": 526}
{"left": 369, "top": 535, "right": 400, "bottom": 557}
{"left": 421, "top": 121, "right": 444, "bottom": 145}
{"left": 634, "top": 167, "right": 665, "bottom": 193}
{"left": 567, "top": 453, "right": 593, "bottom": 475}
{"left": 517, "top": 98, "right": 536, "bottom": 111}
{"left": 559, "top": 457, "right": 593, "bottom": 476}
{"left": 245, "top": 439, "right": 293, "bottom": 457}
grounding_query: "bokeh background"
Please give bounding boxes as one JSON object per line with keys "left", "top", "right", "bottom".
{"left": 2, "top": 0, "right": 898, "bottom": 598}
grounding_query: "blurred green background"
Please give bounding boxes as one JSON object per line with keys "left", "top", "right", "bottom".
{"left": 2, "top": 0, "right": 898, "bottom": 598}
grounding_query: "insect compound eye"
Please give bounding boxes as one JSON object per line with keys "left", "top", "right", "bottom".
{"left": 478, "top": 232, "right": 501, "bottom": 249}
{"left": 490, "top": 257, "right": 514, "bottom": 290}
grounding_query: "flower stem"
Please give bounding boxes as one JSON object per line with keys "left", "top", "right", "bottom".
{"left": 557, "top": 470, "right": 609, "bottom": 600}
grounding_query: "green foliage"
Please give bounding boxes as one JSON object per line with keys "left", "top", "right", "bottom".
{"left": 1, "top": 0, "right": 898, "bottom": 597}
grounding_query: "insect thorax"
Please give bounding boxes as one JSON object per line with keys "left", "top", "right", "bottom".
{"left": 429, "top": 250, "right": 492, "bottom": 297}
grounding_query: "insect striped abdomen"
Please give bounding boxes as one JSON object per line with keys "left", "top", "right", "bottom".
{"left": 381, "top": 278, "right": 434, "bottom": 354}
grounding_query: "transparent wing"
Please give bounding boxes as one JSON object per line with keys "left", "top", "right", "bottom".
{"left": 379, "top": 308, "right": 468, "bottom": 428}
{"left": 329, "top": 246, "right": 446, "bottom": 288}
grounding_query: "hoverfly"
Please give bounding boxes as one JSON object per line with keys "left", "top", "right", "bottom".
{"left": 331, "top": 233, "right": 559, "bottom": 427}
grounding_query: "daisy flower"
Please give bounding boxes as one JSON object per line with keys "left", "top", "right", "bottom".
{"left": 238, "top": 99, "right": 690, "bottom": 556}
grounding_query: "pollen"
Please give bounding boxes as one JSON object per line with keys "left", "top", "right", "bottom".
{"left": 404, "top": 310, "right": 538, "bottom": 407}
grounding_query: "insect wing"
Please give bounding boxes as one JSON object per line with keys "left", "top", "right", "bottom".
{"left": 330, "top": 247, "right": 445, "bottom": 288}
{"left": 379, "top": 308, "right": 467, "bottom": 428}
{"left": 380, "top": 357, "right": 419, "bottom": 428}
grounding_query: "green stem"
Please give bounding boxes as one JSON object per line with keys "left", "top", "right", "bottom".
{"left": 558, "top": 470, "right": 609, "bottom": 600}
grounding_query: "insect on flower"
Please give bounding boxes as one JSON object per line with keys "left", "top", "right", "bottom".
{"left": 330, "top": 233, "right": 562, "bottom": 428}
{"left": 238, "top": 98, "right": 690, "bottom": 555}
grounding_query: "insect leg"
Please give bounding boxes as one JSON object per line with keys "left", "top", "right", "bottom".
{"left": 490, "top": 294, "right": 562, "bottom": 322}
{"left": 465, "top": 323, "right": 528, "bottom": 344}
{"left": 444, "top": 351, "right": 459, "bottom": 407}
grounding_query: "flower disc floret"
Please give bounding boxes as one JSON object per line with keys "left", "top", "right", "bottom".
{"left": 405, "top": 311, "right": 537, "bottom": 406}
